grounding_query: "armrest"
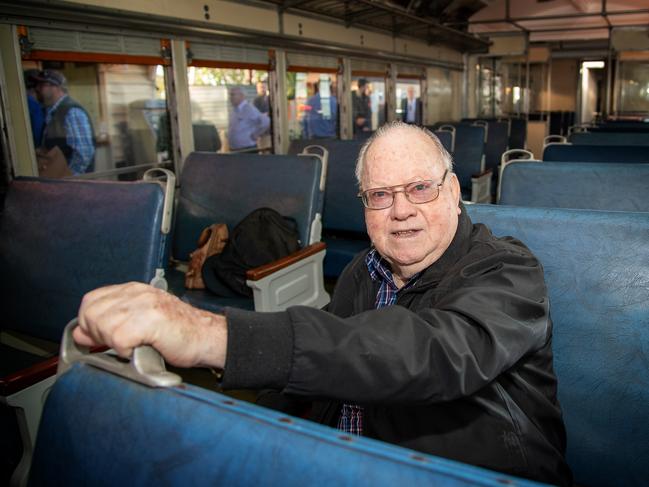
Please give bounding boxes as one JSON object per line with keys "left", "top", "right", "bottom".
{"left": 470, "top": 169, "right": 492, "bottom": 204}
{"left": 2, "top": 343, "right": 108, "bottom": 487}
{"left": 1, "top": 345, "right": 108, "bottom": 396}
{"left": 246, "top": 242, "right": 329, "bottom": 312}
{"left": 246, "top": 242, "right": 326, "bottom": 281}
{"left": 471, "top": 168, "right": 493, "bottom": 179}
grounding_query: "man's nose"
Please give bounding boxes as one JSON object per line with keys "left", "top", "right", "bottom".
{"left": 391, "top": 190, "right": 416, "bottom": 219}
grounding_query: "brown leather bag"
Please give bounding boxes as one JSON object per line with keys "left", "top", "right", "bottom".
{"left": 185, "top": 223, "right": 229, "bottom": 289}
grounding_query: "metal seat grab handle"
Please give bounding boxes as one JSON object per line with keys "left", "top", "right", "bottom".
{"left": 58, "top": 319, "right": 182, "bottom": 388}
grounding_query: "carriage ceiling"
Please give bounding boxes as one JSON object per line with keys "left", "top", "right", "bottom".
{"left": 257, "top": 0, "right": 649, "bottom": 52}
{"left": 256, "top": 0, "right": 491, "bottom": 52}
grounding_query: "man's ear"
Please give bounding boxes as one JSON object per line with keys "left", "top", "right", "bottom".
{"left": 449, "top": 172, "right": 461, "bottom": 205}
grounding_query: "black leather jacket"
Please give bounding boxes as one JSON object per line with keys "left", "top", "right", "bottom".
{"left": 223, "top": 207, "right": 571, "bottom": 486}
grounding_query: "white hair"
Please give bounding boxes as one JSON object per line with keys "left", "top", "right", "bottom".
{"left": 355, "top": 121, "right": 454, "bottom": 188}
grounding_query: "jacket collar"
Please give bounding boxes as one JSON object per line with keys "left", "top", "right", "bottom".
{"left": 416, "top": 202, "right": 473, "bottom": 287}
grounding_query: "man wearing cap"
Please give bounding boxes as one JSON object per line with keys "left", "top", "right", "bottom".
{"left": 35, "top": 69, "right": 95, "bottom": 175}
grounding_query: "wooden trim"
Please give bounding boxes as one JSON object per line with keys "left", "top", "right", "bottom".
{"left": 246, "top": 242, "right": 326, "bottom": 281}
{"left": 22, "top": 50, "right": 167, "bottom": 65}
{"left": 287, "top": 65, "right": 338, "bottom": 74}
{"left": 618, "top": 51, "right": 649, "bottom": 62}
{"left": 190, "top": 59, "right": 270, "bottom": 70}
{"left": 0, "top": 346, "right": 107, "bottom": 397}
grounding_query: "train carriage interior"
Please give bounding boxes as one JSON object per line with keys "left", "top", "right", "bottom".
{"left": 1, "top": 0, "right": 648, "bottom": 485}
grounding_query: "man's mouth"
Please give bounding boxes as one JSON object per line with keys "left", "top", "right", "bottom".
{"left": 391, "top": 229, "right": 421, "bottom": 238}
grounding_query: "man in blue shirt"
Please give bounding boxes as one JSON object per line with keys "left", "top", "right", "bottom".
{"left": 227, "top": 86, "right": 270, "bottom": 151}
{"left": 24, "top": 69, "right": 45, "bottom": 145}
{"left": 303, "top": 81, "right": 338, "bottom": 139}
{"left": 35, "top": 70, "right": 95, "bottom": 175}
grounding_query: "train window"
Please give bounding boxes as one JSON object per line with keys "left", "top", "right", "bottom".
{"left": 477, "top": 59, "right": 502, "bottom": 118}
{"left": 350, "top": 77, "right": 386, "bottom": 136}
{"left": 616, "top": 61, "right": 649, "bottom": 114}
{"left": 22, "top": 60, "right": 167, "bottom": 180}
{"left": 287, "top": 71, "right": 339, "bottom": 141}
{"left": 20, "top": 27, "right": 170, "bottom": 180}
{"left": 185, "top": 67, "right": 271, "bottom": 153}
{"left": 427, "top": 68, "right": 462, "bottom": 125}
{"left": 500, "top": 61, "right": 527, "bottom": 116}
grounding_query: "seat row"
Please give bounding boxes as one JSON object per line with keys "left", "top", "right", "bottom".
{"left": 29, "top": 203, "right": 649, "bottom": 487}
{"left": 5, "top": 130, "right": 649, "bottom": 486}
{"left": 0, "top": 149, "right": 330, "bottom": 486}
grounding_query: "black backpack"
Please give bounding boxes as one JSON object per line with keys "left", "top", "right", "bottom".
{"left": 202, "top": 208, "right": 301, "bottom": 297}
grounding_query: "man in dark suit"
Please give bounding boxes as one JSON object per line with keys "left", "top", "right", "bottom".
{"left": 401, "top": 85, "right": 422, "bottom": 125}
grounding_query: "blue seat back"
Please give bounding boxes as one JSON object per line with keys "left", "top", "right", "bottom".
{"left": 592, "top": 122, "right": 649, "bottom": 132}
{"left": 453, "top": 125, "right": 485, "bottom": 190}
{"left": 192, "top": 123, "right": 221, "bottom": 152}
{"left": 0, "top": 178, "right": 165, "bottom": 342}
{"left": 509, "top": 118, "right": 526, "bottom": 149}
{"left": 173, "top": 152, "right": 323, "bottom": 261}
{"left": 542, "top": 143, "right": 649, "bottom": 162}
{"left": 568, "top": 131, "right": 649, "bottom": 146}
{"left": 288, "top": 139, "right": 365, "bottom": 234}
{"left": 483, "top": 121, "right": 509, "bottom": 173}
{"left": 31, "top": 362, "right": 542, "bottom": 487}
{"left": 466, "top": 204, "right": 649, "bottom": 487}
{"left": 287, "top": 140, "right": 369, "bottom": 279}
{"left": 433, "top": 130, "right": 453, "bottom": 153}
{"left": 499, "top": 161, "right": 649, "bottom": 211}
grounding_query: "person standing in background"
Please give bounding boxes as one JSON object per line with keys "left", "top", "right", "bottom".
{"left": 303, "top": 81, "right": 338, "bottom": 139}
{"left": 401, "top": 85, "right": 422, "bottom": 125}
{"left": 35, "top": 69, "right": 95, "bottom": 175}
{"left": 253, "top": 80, "right": 270, "bottom": 116}
{"left": 352, "top": 78, "right": 372, "bottom": 136}
{"left": 227, "top": 86, "right": 270, "bottom": 151}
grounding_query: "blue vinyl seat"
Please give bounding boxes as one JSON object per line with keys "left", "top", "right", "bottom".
{"left": 169, "top": 151, "right": 329, "bottom": 313}
{"left": 499, "top": 161, "right": 649, "bottom": 211}
{"left": 508, "top": 118, "right": 527, "bottom": 149}
{"left": 568, "top": 131, "right": 649, "bottom": 146}
{"left": 29, "top": 205, "right": 649, "bottom": 486}
{"left": 466, "top": 204, "right": 649, "bottom": 487}
{"left": 454, "top": 124, "right": 490, "bottom": 202}
{"left": 30, "top": 322, "right": 543, "bottom": 487}
{"left": 0, "top": 173, "right": 173, "bottom": 487}
{"left": 433, "top": 129, "right": 454, "bottom": 153}
{"left": 542, "top": 143, "right": 649, "bottom": 163}
{"left": 288, "top": 139, "right": 369, "bottom": 279}
{"left": 428, "top": 123, "right": 491, "bottom": 203}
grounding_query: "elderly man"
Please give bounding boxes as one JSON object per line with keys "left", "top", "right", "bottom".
{"left": 75, "top": 122, "right": 571, "bottom": 486}
{"left": 227, "top": 86, "right": 270, "bottom": 151}
{"left": 35, "top": 69, "right": 95, "bottom": 175}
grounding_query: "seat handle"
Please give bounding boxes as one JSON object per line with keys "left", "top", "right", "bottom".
{"left": 58, "top": 319, "right": 182, "bottom": 388}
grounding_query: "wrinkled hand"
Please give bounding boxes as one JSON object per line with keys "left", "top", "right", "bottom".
{"left": 74, "top": 282, "right": 227, "bottom": 369}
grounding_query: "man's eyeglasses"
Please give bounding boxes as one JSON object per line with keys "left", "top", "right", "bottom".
{"left": 358, "top": 170, "right": 449, "bottom": 210}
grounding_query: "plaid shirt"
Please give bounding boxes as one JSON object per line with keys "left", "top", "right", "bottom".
{"left": 45, "top": 95, "right": 95, "bottom": 175}
{"left": 337, "top": 248, "right": 421, "bottom": 436}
